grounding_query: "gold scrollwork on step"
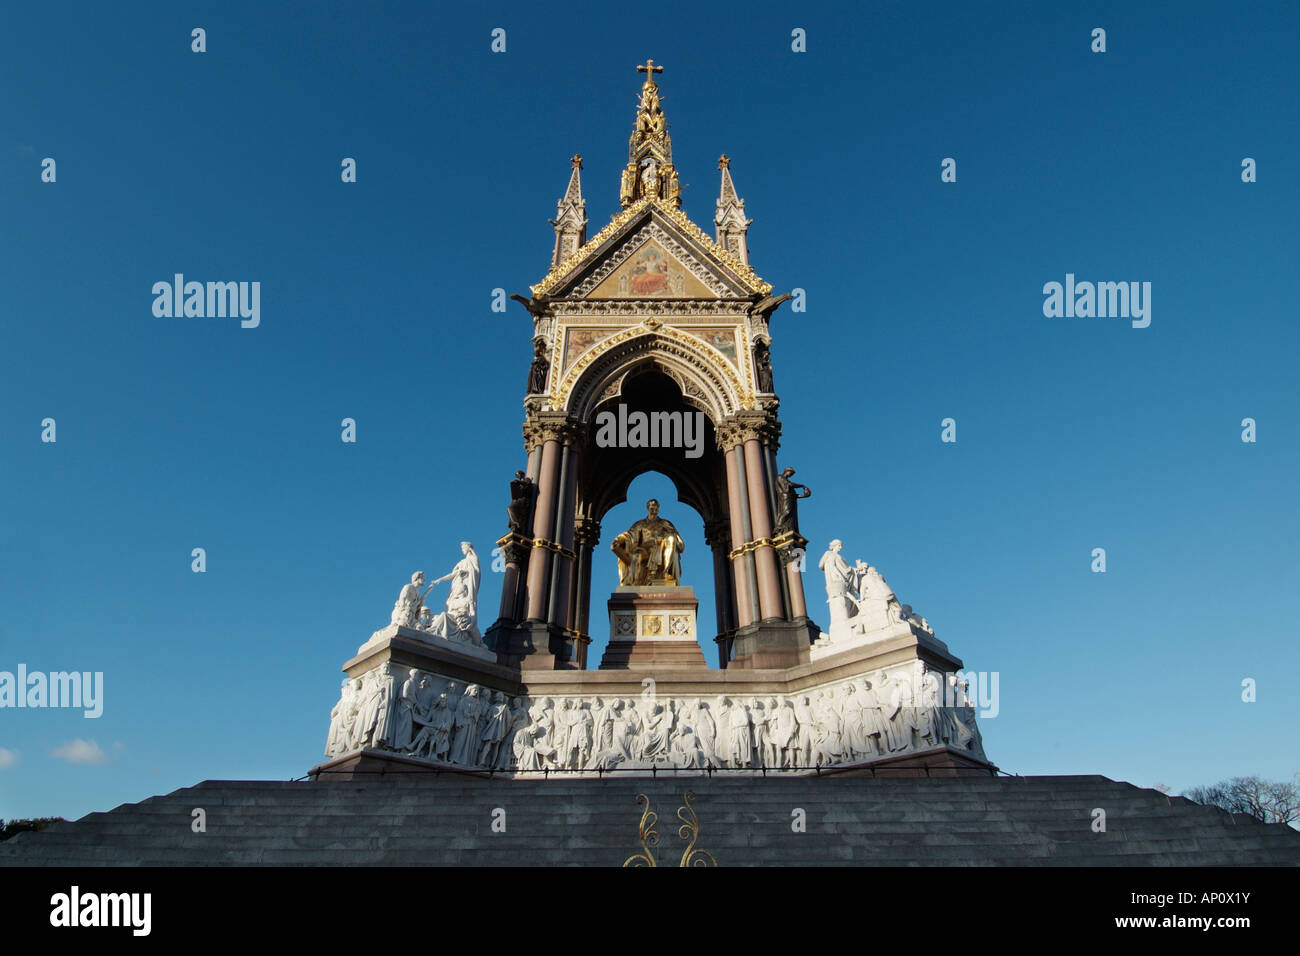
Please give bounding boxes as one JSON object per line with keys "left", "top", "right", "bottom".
{"left": 623, "top": 793, "right": 661, "bottom": 867}
{"left": 676, "top": 790, "right": 717, "bottom": 867}
{"left": 623, "top": 791, "right": 717, "bottom": 867}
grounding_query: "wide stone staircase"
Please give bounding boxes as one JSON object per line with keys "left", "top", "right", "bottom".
{"left": 2, "top": 774, "right": 1297, "bottom": 866}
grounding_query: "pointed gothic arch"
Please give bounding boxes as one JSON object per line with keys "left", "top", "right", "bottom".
{"left": 565, "top": 330, "right": 743, "bottom": 428}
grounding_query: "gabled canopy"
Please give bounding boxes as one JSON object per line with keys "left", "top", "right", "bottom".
{"left": 531, "top": 197, "right": 771, "bottom": 299}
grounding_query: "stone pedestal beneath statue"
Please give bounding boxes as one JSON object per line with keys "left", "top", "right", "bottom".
{"left": 599, "top": 585, "right": 707, "bottom": 669}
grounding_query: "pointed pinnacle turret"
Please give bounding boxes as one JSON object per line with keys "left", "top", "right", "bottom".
{"left": 551, "top": 154, "right": 587, "bottom": 268}
{"left": 715, "top": 154, "right": 752, "bottom": 266}
{"left": 619, "top": 59, "right": 680, "bottom": 208}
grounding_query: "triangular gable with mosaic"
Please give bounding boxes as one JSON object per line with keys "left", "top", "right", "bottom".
{"left": 532, "top": 198, "right": 768, "bottom": 302}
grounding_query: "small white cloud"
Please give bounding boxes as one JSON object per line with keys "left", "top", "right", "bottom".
{"left": 52, "top": 739, "right": 109, "bottom": 766}
{"left": 0, "top": 747, "right": 17, "bottom": 769}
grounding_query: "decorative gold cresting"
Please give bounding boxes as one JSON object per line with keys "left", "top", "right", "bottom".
{"left": 620, "top": 60, "right": 680, "bottom": 209}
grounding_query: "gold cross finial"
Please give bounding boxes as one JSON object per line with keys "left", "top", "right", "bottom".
{"left": 718, "top": 154, "right": 731, "bottom": 171}
{"left": 637, "top": 59, "right": 663, "bottom": 81}
{"left": 571, "top": 153, "right": 583, "bottom": 170}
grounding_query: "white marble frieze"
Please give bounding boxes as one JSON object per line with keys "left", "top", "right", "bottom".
{"left": 324, "top": 659, "right": 987, "bottom": 773}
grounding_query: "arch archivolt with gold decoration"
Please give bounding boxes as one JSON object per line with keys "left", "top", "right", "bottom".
{"left": 559, "top": 326, "right": 752, "bottom": 426}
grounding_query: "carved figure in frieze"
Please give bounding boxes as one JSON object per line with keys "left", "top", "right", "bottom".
{"left": 624, "top": 698, "right": 647, "bottom": 760}
{"left": 592, "top": 696, "right": 615, "bottom": 755}
{"left": 410, "top": 692, "right": 454, "bottom": 761}
{"left": 685, "top": 699, "right": 716, "bottom": 765}
{"left": 762, "top": 697, "right": 782, "bottom": 768}
{"left": 750, "top": 699, "right": 768, "bottom": 767}
{"left": 857, "top": 679, "right": 888, "bottom": 757}
{"left": 774, "top": 699, "right": 798, "bottom": 768}
{"left": 813, "top": 689, "right": 848, "bottom": 767}
{"left": 573, "top": 700, "right": 595, "bottom": 767}
{"left": 713, "top": 698, "right": 733, "bottom": 768}
{"left": 326, "top": 679, "right": 353, "bottom": 756}
{"left": 356, "top": 668, "right": 390, "bottom": 750}
{"left": 793, "top": 695, "right": 815, "bottom": 767}
{"left": 448, "top": 685, "right": 485, "bottom": 765}
{"left": 498, "top": 697, "right": 530, "bottom": 770}
{"left": 946, "top": 677, "right": 985, "bottom": 758}
{"left": 671, "top": 725, "right": 707, "bottom": 769}
{"left": 882, "top": 674, "right": 914, "bottom": 753}
{"left": 728, "top": 701, "right": 752, "bottom": 768}
{"left": 529, "top": 697, "right": 561, "bottom": 770}
{"left": 479, "top": 691, "right": 512, "bottom": 767}
{"left": 840, "top": 682, "right": 868, "bottom": 759}
{"left": 590, "top": 698, "right": 632, "bottom": 768}
{"left": 392, "top": 668, "right": 420, "bottom": 753}
{"left": 404, "top": 677, "right": 435, "bottom": 754}
{"left": 639, "top": 701, "right": 671, "bottom": 761}
{"left": 346, "top": 678, "right": 371, "bottom": 752}
{"left": 915, "top": 669, "right": 946, "bottom": 748}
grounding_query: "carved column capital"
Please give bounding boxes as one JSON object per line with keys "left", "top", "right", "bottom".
{"left": 771, "top": 530, "right": 808, "bottom": 566}
{"left": 703, "top": 518, "right": 731, "bottom": 550}
{"left": 715, "top": 411, "right": 780, "bottom": 451}
{"left": 496, "top": 531, "right": 533, "bottom": 568}
{"left": 523, "top": 412, "right": 586, "bottom": 452}
{"left": 574, "top": 517, "right": 602, "bottom": 550}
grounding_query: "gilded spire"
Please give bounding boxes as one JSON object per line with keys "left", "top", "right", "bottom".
{"left": 715, "top": 155, "right": 751, "bottom": 266}
{"left": 620, "top": 59, "right": 680, "bottom": 208}
{"left": 551, "top": 154, "right": 587, "bottom": 268}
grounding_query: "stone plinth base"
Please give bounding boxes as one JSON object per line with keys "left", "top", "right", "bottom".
{"left": 360, "top": 623, "right": 497, "bottom": 663}
{"left": 814, "top": 746, "right": 997, "bottom": 778}
{"left": 600, "top": 586, "right": 706, "bottom": 669}
{"left": 326, "top": 620, "right": 992, "bottom": 775}
{"left": 310, "top": 748, "right": 495, "bottom": 782}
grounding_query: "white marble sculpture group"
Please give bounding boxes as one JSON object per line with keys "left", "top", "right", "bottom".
{"left": 816, "top": 539, "right": 934, "bottom": 650}
{"left": 324, "top": 660, "right": 986, "bottom": 772}
{"left": 386, "top": 542, "right": 484, "bottom": 648}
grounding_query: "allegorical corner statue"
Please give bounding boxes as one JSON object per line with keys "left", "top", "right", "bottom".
{"left": 611, "top": 498, "right": 686, "bottom": 586}
{"left": 389, "top": 543, "right": 484, "bottom": 646}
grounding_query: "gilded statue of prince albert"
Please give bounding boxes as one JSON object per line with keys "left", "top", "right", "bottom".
{"left": 611, "top": 499, "right": 685, "bottom": 586}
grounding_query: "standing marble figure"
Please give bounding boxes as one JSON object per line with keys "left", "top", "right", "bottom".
{"left": 424, "top": 542, "right": 483, "bottom": 644}
{"left": 818, "top": 540, "right": 856, "bottom": 632}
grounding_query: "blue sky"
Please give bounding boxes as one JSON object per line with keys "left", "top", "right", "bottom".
{"left": 2, "top": 1, "right": 1297, "bottom": 820}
